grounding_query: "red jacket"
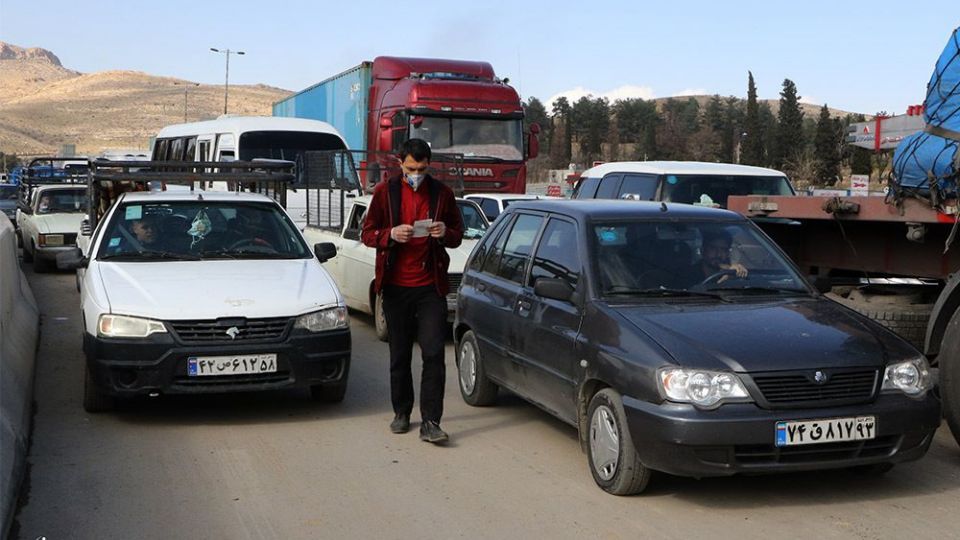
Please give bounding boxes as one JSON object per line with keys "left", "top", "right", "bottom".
{"left": 361, "top": 175, "right": 464, "bottom": 296}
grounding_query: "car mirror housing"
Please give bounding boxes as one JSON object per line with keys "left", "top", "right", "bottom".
{"left": 534, "top": 278, "right": 574, "bottom": 302}
{"left": 314, "top": 242, "right": 337, "bottom": 263}
{"left": 56, "top": 248, "right": 88, "bottom": 270}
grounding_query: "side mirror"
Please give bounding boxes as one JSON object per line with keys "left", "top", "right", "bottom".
{"left": 811, "top": 276, "right": 832, "bottom": 294}
{"left": 526, "top": 128, "right": 540, "bottom": 160}
{"left": 56, "top": 248, "right": 87, "bottom": 270}
{"left": 80, "top": 218, "right": 92, "bottom": 236}
{"left": 379, "top": 116, "right": 393, "bottom": 129}
{"left": 411, "top": 115, "right": 424, "bottom": 128}
{"left": 534, "top": 277, "right": 573, "bottom": 302}
{"left": 314, "top": 242, "right": 337, "bottom": 263}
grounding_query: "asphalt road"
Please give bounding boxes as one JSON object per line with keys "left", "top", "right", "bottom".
{"left": 11, "top": 264, "right": 960, "bottom": 540}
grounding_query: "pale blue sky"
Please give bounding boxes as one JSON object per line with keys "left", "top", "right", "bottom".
{"left": 1, "top": 0, "right": 957, "bottom": 114}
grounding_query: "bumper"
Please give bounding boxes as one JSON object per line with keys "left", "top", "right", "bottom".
{"left": 83, "top": 329, "right": 351, "bottom": 397}
{"left": 621, "top": 392, "right": 941, "bottom": 477}
{"left": 35, "top": 244, "right": 76, "bottom": 260}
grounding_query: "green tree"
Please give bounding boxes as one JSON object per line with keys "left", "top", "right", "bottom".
{"left": 570, "top": 96, "right": 610, "bottom": 165}
{"left": 757, "top": 102, "right": 778, "bottom": 166}
{"left": 549, "top": 97, "right": 572, "bottom": 168}
{"left": 657, "top": 98, "right": 700, "bottom": 160}
{"left": 611, "top": 98, "right": 658, "bottom": 160}
{"left": 773, "top": 78, "right": 805, "bottom": 169}
{"left": 813, "top": 104, "right": 842, "bottom": 184}
{"left": 741, "top": 72, "right": 764, "bottom": 166}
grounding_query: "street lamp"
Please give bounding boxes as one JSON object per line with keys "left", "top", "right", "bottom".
{"left": 173, "top": 82, "right": 200, "bottom": 122}
{"left": 210, "top": 47, "right": 245, "bottom": 115}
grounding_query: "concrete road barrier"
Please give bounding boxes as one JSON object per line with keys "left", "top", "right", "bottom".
{"left": 0, "top": 216, "right": 40, "bottom": 538}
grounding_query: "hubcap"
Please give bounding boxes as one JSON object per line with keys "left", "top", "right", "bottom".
{"left": 590, "top": 405, "right": 620, "bottom": 481}
{"left": 459, "top": 340, "right": 477, "bottom": 395}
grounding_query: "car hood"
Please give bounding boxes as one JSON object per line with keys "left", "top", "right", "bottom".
{"left": 94, "top": 259, "right": 342, "bottom": 320}
{"left": 614, "top": 297, "right": 904, "bottom": 372}
{"left": 34, "top": 213, "right": 85, "bottom": 234}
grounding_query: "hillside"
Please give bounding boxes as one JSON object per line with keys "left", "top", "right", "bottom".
{"left": 651, "top": 95, "right": 858, "bottom": 119}
{"left": 0, "top": 42, "right": 291, "bottom": 155}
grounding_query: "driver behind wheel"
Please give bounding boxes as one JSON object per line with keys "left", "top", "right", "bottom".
{"left": 229, "top": 206, "right": 274, "bottom": 248}
{"left": 679, "top": 228, "right": 748, "bottom": 287}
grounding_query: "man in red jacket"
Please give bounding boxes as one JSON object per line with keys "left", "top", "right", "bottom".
{"left": 361, "top": 138, "right": 464, "bottom": 443}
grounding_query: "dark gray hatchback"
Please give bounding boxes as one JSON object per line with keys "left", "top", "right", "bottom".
{"left": 454, "top": 200, "right": 940, "bottom": 495}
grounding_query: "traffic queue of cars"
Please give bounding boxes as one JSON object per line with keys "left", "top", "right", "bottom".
{"left": 11, "top": 148, "right": 943, "bottom": 496}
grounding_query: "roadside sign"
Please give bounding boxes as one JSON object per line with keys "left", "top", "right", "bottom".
{"left": 851, "top": 174, "right": 869, "bottom": 195}
{"left": 546, "top": 184, "right": 562, "bottom": 197}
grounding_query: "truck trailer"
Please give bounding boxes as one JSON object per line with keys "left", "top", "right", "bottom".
{"left": 273, "top": 56, "right": 540, "bottom": 194}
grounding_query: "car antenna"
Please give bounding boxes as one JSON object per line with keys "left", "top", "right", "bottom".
{"left": 660, "top": 202, "right": 668, "bottom": 212}
{"left": 197, "top": 192, "right": 204, "bottom": 201}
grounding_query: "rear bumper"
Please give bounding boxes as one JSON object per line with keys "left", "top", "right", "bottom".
{"left": 621, "top": 392, "right": 941, "bottom": 477}
{"left": 83, "top": 329, "right": 351, "bottom": 397}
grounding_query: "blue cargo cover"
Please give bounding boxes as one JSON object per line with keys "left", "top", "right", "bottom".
{"left": 892, "top": 27, "right": 959, "bottom": 197}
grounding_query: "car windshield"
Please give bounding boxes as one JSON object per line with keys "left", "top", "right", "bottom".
{"left": 591, "top": 220, "right": 809, "bottom": 297}
{"left": 660, "top": 174, "right": 793, "bottom": 208}
{"left": 409, "top": 116, "right": 523, "bottom": 161}
{"left": 457, "top": 200, "right": 489, "bottom": 240}
{"left": 1, "top": 185, "right": 17, "bottom": 200}
{"left": 97, "top": 201, "right": 310, "bottom": 261}
{"left": 36, "top": 188, "right": 87, "bottom": 214}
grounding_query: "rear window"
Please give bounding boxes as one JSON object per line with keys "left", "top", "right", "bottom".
{"left": 661, "top": 174, "right": 793, "bottom": 208}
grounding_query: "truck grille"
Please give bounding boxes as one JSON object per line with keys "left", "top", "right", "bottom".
{"left": 169, "top": 317, "right": 291, "bottom": 342}
{"left": 750, "top": 369, "right": 878, "bottom": 407}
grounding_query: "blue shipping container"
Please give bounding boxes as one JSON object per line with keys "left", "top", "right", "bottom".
{"left": 273, "top": 63, "right": 372, "bottom": 152}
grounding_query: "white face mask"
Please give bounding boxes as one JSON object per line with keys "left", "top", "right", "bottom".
{"left": 405, "top": 173, "right": 425, "bottom": 190}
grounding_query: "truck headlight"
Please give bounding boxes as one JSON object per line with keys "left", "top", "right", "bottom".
{"left": 882, "top": 357, "right": 933, "bottom": 396}
{"left": 98, "top": 314, "right": 168, "bottom": 338}
{"left": 294, "top": 306, "right": 349, "bottom": 332}
{"left": 659, "top": 368, "right": 750, "bottom": 408}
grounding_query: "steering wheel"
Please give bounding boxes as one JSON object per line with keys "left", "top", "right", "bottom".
{"left": 694, "top": 268, "right": 739, "bottom": 289}
{"left": 227, "top": 237, "right": 276, "bottom": 252}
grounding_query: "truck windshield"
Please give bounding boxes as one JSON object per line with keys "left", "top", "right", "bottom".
{"left": 660, "top": 174, "right": 794, "bottom": 208}
{"left": 36, "top": 188, "right": 87, "bottom": 214}
{"left": 410, "top": 116, "right": 523, "bottom": 161}
{"left": 97, "top": 201, "right": 310, "bottom": 261}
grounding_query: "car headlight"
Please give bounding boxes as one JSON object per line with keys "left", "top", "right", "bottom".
{"left": 98, "top": 314, "right": 168, "bottom": 338}
{"left": 882, "top": 357, "right": 933, "bottom": 396}
{"left": 659, "top": 368, "right": 750, "bottom": 408}
{"left": 294, "top": 306, "right": 349, "bottom": 332}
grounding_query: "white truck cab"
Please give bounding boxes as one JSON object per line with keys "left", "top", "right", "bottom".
{"left": 62, "top": 162, "right": 350, "bottom": 412}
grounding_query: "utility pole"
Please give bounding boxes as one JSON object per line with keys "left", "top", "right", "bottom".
{"left": 173, "top": 82, "right": 200, "bottom": 122}
{"left": 210, "top": 48, "right": 245, "bottom": 115}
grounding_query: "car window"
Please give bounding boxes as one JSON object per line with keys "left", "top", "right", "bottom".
{"left": 529, "top": 218, "right": 580, "bottom": 289}
{"left": 493, "top": 214, "right": 543, "bottom": 284}
{"left": 574, "top": 177, "right": 600, "bottom": 199}
{"left": 480, "top": 215, "right": 513, "bottom": 274}
{"left": 478, "top": 198, "right": 499, "bottom": 218}
{"left": 457, "top": 201, "right": 489, "bottom": 240}
{"left": 660, "top": 174, "right": 794, "bottom": 208}
{"left": 618, "top": 174, "right": 658, "bottom": 200}
{"left": 469, "top": 211, "right": 510, "bottom": 270}
{"left": 595, "top": 175, "right": 621, "bottom": 199}
{"left": 35, "top": 188, "right": 87, "bottom": 214}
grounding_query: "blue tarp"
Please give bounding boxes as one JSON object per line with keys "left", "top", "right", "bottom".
{"left": 892, "top": 27, "right": 960, "bottom": 197}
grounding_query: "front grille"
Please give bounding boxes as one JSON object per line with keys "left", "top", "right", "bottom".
{"left": 751, "top": 369, "right": 878, "bottom": 407}
{"left": 448, "top": 273, "right": 463, "bottom": 293}
{"left": 734, "top": 435, "right": 900, "bottom": 465}
{"left": 169, "top": 317, "right": 291, "bottom": 342}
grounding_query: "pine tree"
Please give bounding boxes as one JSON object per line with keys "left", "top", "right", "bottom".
{"left": 773, "top": 78, "right": 805, "bottom": 170}
{"left": 813, "top": 104, "right": 841, "bottom": 184}
{"left": 549, "top": 97, "right": 572, "bottom": 168}
{"left": 741, "top": 72, "right": 763, "bottom": 166}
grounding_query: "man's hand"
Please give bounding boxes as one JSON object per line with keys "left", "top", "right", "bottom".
{"left": 391, "top": 224, "right": 414, "bottom": 243}
{"left": 428, "top": 221, "right": 446, "bottom": 239}
{"left": 717, "top": 263, "right": 748, "bottom": 283}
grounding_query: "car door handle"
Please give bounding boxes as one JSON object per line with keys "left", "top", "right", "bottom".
{"left": 476, "top": 282, "right": 487, "bottom": 292}
{"left": 517, "top": 299, "right": 532, "bottom": 311}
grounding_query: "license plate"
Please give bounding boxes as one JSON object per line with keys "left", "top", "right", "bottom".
{"left": 775, "top": 416, "right": 876, "bottom": 446}
{"left": 187, "top": 354, "right": 277, "bottom": 377}
{"left": 44, "top": 234, "right": 64, "bottom": 246}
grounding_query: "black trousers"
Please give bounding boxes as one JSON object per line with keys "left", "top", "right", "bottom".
{"left": 381, "top": 284, "right": 447, "bottom": 423}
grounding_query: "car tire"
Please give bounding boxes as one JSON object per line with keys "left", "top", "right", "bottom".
{"left": 33, "top": 254, "right": 52, "bottom": 273}
{"left": 83, "top": 365, "right": 114, "bottom": 413}
{"left": 374, "top": 292, "right": 389, "bottom": 343}
{"left": 586, "top": 388, "right": 651, "bottom": 495}
{"left": 22, "top": 240, "right": 34, "bottom": 262}
{"left": 940, "top": 309, "right": 960, "bottom": 447}
{"left": 457, "top": 330, "right": 498, "bottom": 406}
{"left": 310, "top": 381, "right": 348, "bottom": 403}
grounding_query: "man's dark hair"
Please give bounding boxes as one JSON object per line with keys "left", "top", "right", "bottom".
{"left": 701, "top": 228, "right": 733, "bottom": 247}
{"left": 398, "top": 138, "right": 432, "bottom": 162}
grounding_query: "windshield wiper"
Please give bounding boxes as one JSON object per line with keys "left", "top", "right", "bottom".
{"left": 604, "top": 287, "right": 729, "bottom": 301}
{"left": 705, "top": 285, "right": 807, "bottom": 295}
{"left": 101, "top": 251, "right": 200, "bottom": 261}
